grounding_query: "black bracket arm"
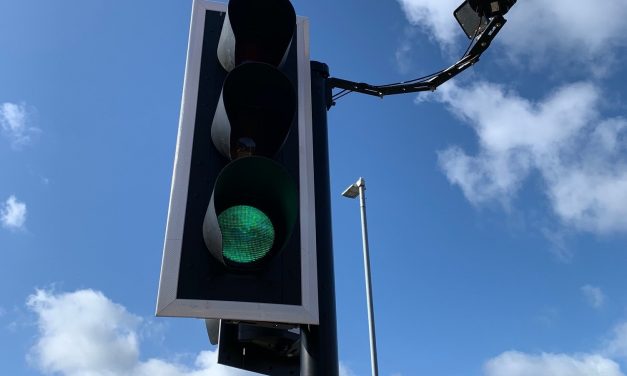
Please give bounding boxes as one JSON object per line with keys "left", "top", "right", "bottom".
{"left": 327, "top": 16, "right": 506, "bottom": 99}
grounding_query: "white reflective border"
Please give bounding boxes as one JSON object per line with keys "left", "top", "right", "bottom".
{"left": 156, "top": 0, "right": 319, "bottom": 325}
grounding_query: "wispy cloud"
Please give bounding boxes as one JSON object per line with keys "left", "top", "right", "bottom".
{"left": 395, "top": 40, "right": 413, "bottom": 74}
{"left": 535, "top": 307, "right": 560, "bottom": 328}
{"left": 396, "top": 0, "right": 460, "bottom": 49}
{"left": 0, "top": 102, "right": 40, "bottom": 149}
{"left": 1, "top": 195, "right": 27, "bottom": 231}
{"left": 581, "top": 285, "right": 606, "bottom": 309}
{"left": 484, "top": 351, "right": 624, "bottom": 376}
{"left": 339, "top": 362, "right": 357, "bottom": 376}
{"left": 27, "top": 289, "right": 258, "bottom": 376}
{"left": 432, "top": 81, "right": 627, "bottom": 234}
{"left": 603, "top": 322, "right": 627, "bottom": 361}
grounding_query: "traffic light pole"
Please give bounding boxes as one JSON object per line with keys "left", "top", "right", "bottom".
{"left": 300, "top": 61, "right": 339, "bottom": 376}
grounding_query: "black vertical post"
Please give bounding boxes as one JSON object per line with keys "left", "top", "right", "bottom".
{"left": 300, "top": 61, "right": 339, "bottom": 376}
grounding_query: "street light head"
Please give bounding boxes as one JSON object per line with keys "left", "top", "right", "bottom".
{"left": 342, "top": 177, "right": 366, "bottom": 199}
{"left": 342, "top": 184, "right": 359, "bottom": 199}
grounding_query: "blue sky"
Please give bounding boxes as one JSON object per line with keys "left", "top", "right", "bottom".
{"left": 2, "top": 0, "right": 627, "bottom": 375}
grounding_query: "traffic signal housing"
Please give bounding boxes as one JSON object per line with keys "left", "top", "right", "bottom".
{"left": 156, "top": 0, "right": 318, "bottom": 326}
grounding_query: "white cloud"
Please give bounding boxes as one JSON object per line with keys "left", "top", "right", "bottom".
{"left": 500, "top": 0, "right": 627, "bottom": 72}
{"left": 396, "top": 0, "right": 460, "bottom": 48}
{"left": 0, "top": 102, "right": 39, "bottom": 149}
{"left": 434, "top": 81, "right": 627, "bottom": 234}
{"left": 27, "top": 289, "right": 260, "bottom": 376}
{"left": 28, "top": 289, "right": 140, "bottom": 375}
{"left": 484, "top": 319, "right": 627, "bottom": 376}
{"left": 484, "top": 351, "right": 624, "bottom": 376}
{"left": 604, "top": 322, "right": 627, "bottom": 361}
{"left": 396, "top": 0, "right": 627, "bottom": 72}
{"left": 581, "top": 285, "right": 606, "bottom": 309}
{"left": 339, "top": 362, "right": 357, "bottom": 376}
{"left": 1, "top": 195, "right": 27, "bottom": 231}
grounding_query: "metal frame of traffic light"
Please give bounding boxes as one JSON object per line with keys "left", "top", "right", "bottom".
{"left": 156, "top": 0, "right": 319, "bottom": 326}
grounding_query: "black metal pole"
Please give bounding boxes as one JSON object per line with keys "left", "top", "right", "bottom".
{"left": 300, "top": 61, "right": 339, "bottom": 376}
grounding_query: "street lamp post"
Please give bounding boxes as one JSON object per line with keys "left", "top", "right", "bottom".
{"left": 342, "top": 177, "right": 379, "bottom": 376}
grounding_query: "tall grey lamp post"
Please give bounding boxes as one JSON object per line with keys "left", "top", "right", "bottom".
{"left": 342, "top": 177, "right": 379, "bottom": 376}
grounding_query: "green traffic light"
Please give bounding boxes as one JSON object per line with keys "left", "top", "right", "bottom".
{"left": 218, "top": 205, "right": 275, "bottom": 264}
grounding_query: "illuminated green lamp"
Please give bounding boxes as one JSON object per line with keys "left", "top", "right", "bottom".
{"left": 218, "top": 205, "right": 275, "bottom": 264}
{"left": 203, "top": 156, "right": 297, "bottom": 270}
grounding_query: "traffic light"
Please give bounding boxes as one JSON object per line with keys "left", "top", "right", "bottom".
{"left": 156, "top": 0, "right": 319, "bottom": 326}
